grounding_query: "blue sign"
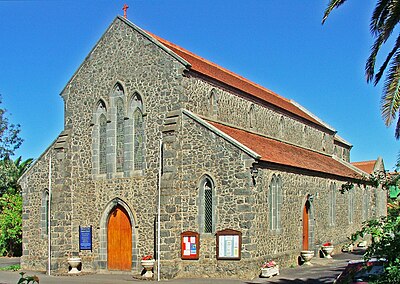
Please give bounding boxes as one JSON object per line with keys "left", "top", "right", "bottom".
{"left": 79, "top": 226, "right": 92, "bottom": 251}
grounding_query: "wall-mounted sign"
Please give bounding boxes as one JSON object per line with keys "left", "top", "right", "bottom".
{"left": 181, "top": 231, "right": 199, "bottom": 260}
{"left": 79, "top": 226, "right": 92, "bottom": 251}
{"left": 216, "top": 229, "right": 242, "bottom": 260}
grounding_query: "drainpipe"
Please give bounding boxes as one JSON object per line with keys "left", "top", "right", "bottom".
{"left": 47, "top": 155, "right": 52, "bottom": 275}
{"left": 157, "top": 140, "right": 163, "bottom": 281}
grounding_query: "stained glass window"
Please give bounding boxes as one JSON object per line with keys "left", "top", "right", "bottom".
{"left": 116, "top": 99, "right": 124, "bottom": 172}
{"left": 99, "top": 114, "right": 107, "bottom": 174}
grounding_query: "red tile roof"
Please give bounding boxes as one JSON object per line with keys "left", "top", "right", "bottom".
{"left": 351, "top": 160, "right": 377, "bottom": 174}
{"left": 209, "top": 121, "right": 362, "bottom": 179}
{"left": 148, "top": 32, "right": 323, "bottom": 128}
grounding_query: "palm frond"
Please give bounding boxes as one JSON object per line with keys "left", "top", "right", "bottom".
{"left": 371, "top": 0, "right": 392, "bottom": 35}
{"left": 366, "top": 33, "right": 386, "bottom": 82}
{"left": 395, "top": 113, "right": 400, "bottom": 139}
{"left": 322, "top": 0, "right": 348, "bottom": 24}
{"left": 381, "top": 50, "right": 400, "bottom": 126}
{"left": 375, "top": 34, "right": 400, "bottom": 85}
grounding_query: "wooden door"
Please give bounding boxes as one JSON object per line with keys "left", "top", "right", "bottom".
{"left": 302, "top": 201, "right": 309, "bottom": 250}
{"left": 107, "top": 205, "right": 132, "bottom": 270}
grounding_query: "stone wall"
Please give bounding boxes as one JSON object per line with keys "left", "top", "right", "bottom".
{"left": 158, "top": 111, "right": 257, "bottom": 279}
{"left": 20, "top": 143, "right": 73, "bottom": 272}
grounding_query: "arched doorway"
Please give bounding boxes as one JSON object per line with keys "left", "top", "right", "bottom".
{"left": 302, "top": 200, "right": 311, "bottom": 250}
{"left": 107, "top": 205, "right": 132, "bottom": 270}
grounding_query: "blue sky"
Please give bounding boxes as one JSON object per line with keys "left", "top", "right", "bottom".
{"left": 0, "top": 0, "right": 398, "bottom": 170}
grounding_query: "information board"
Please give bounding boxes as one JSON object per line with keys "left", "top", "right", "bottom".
{"left": 216, "top": 229, "right": 242, "bottom": 260}
{"left": 79, "top": 226, "right": 92, "bottom": 251}
{"left": 181, "top": 231, "right": 199, "bottom": 260}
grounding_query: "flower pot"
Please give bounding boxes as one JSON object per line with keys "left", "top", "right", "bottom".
{"left": 141, "top": 259, "right": 155, "bottom": 278}
{"left": 321, "top": 245, "right": 334, "bottom": 258}
{"left": 67, "top": 257, "right": 82, "bottom": 274}
{"left": 260, "top": 265, "right": 279, "bottom": 278}
{"left": 300, "top": 250, "right": 314, "bottom": 265}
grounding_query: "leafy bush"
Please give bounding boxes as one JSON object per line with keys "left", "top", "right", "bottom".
{"left": 351, "top": 201, "right": 400, "bottom": 283}
{"left": 0, "top": 192, "right": 22, "bottom": 256}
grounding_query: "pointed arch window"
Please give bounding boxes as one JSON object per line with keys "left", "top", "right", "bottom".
{"left": 362, "top": 186, "right": 369, "bottom": 221}
{"left": 279, "top": 116, "right": 285, "bottom": 137}
{"left": 269, "top": 174, "right": 282, "bottom": 231}
{"left": 328, "top": 182, "right": 336, "bottom": 226}
{"left": 209, "top": 89, "right": 218, "bottom": 118}
{"left": 116, "top": 98, "right": 125, "bottom": 172}
{"left": 249, "top": 104, "right": 256, "bottom": 128}
{"left": 199, "top": 176, "right": 215, "bottom": 234}
{"left": 41, "top": 189, "right": 49, "bottom": 237}
{"left": 348, "top": 186, "right": 355, "bottom": 224}
{"left": 134, "top": 108, "right": 144, "bottom": 170}
{"left": 99, "top": 114, "right": 107, "bottom": 174}
{"left": 128, "top": 93, "right": 145, "bottom": 172}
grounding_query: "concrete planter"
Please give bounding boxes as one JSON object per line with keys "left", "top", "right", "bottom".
{"left": 260, "top": 265, "right": 279, "bottom": 278}
{"left": 67, "top": 257, "right": 82, "bottom": 274}
{"left": 321, "top": 245, "right": 334, "bottom": 258}
{"left": 141, "top": 259, "right": 155, "bottom": 278}
{"left": 300, "top": 250, "right": 314, "bottom": 265}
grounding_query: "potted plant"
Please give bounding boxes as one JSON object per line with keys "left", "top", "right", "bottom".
{"left": 260, "top": 260, "right": 279, "bottom": 278}
{"left": 321, "top": 242, "right": 334, "bottom": 258}
{"left": 140, "top": 255, "right": 155, "bottom": 278}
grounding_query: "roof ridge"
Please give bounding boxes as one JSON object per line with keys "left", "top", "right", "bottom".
{"left": 351, "top": 160, "right": 377, "bottom": 165}
{"left": 148, "top": 32, "right": 291, "bottom": 102}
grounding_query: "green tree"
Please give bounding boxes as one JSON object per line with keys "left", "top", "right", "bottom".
{"left": 0, "top": 157, "right": 33, "bottom": 195}
{"left": 0, "top": 96, "right": 23, "bottom": 158}
{"left": 322, "top": 0, "right": 400, "bottom": 138}
{"left": 0, "top": 157, "right": 32, "bottom": 257}
{"left": 0, "top": 193, "right": 22, "bottom": 256}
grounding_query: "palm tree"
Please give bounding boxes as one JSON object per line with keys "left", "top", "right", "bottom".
{"left": 322, "top": 0, "right": 400, "bottom": 138}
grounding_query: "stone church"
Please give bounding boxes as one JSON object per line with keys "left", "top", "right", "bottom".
{"left": 19, "top": 16, "right": 387, "bottom": 279}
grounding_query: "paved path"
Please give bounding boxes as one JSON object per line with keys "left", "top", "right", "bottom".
{"left": 0, "top": 249, "right": 365, "bottom": 284}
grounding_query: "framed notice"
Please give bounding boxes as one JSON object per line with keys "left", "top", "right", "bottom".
{"left": 79, "top": 226, "right": 92, "bottom": 251}
{"left": 216, "top": 229, "right": 242, "bottom": 260}
{"left": 181, "top": 231, "right": 199, "bottom": 260}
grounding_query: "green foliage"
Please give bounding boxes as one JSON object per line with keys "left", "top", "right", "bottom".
{"left": 351, "top": 202, "right": 400, "bottom": 283}
{"left": 0, "top": 156, "right": 33, "bottom": 195}
{"left": 0, "top": 96, "right": 23, "bottom": 159}
{"left": 0, "top": 264, "right": 20, "bottom": 271}
{"left": 17, "top": 272, "right": 39, "bottom": 284}
{"left": 0, "top": 193, "right": 22, "bottom": 256}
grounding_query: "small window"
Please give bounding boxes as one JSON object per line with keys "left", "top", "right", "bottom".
{"left": 41, "top": 190, "right": 49, "bottom": 237}
{"left": 199, "top": 176, "right": 215, "bottom": 234}
{"left": 209, "top": 89, "right": 218, "bottom": 118}
{"left": 116, "top": 98, "right": 125, "bottom": 172}
{"left": 249, "top": 104, "right": 256, "bottom": 128}
{"left": 99, "top": 114, "right": 107, "bottom": 174}
{"left": 362, "top": 186, "right": 369, "bottom": 221}
{"left": 328, "top": 183, "right": 336, "bottom": 226}
{"left": 279, "top": 116, "right": 285, "bottom": 137}
{"left": 348, "top": 187, "right": 355, "bottom": 224}
{"left": 269, "top": 174, "right": 282, "bottom": 231}
{"left": 133, "top": 109, "right": 144, "bottom": 170}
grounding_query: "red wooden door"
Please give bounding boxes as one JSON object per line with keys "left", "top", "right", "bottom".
{"left": 302, "top": 201, "right": 309, "bottom": 250}
{"left": 107, "top": 205, "right": 132, "bottom": 270}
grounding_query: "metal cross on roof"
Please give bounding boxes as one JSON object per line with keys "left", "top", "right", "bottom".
{"left": 122, "top": 4, "right": 129, "bottom": 19}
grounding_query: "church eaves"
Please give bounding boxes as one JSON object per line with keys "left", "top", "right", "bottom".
{"left": 208, "top": 121, "right": 363, "bottom": 180}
